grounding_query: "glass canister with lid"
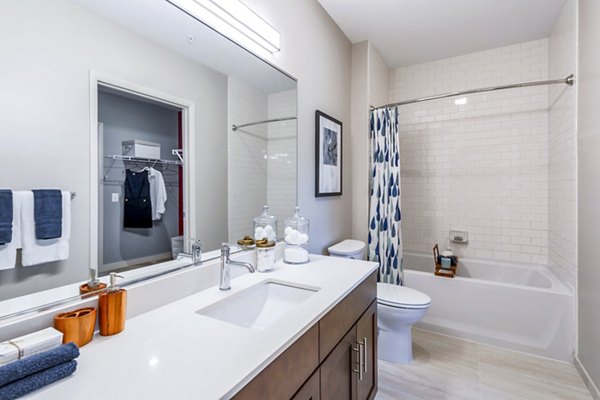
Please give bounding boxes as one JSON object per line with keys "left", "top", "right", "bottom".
{"left": 283, "top": 207, "right": 310, "bottom": 264}
{"left": 255, "top": 239, "right": 276, "bottom": 272}
{"left": 254, "top": 205, "right": 277, "bottom": 241}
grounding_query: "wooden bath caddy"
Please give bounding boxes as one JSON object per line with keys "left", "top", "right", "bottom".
{"left": 433, "top": 244, "right": 458, "bottom": 278}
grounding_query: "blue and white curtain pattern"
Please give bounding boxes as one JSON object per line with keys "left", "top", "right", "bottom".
{"left": 368, "top": 107, "right": 403, "bottom": 285}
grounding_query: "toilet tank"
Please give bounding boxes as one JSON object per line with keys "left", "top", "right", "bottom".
{"left": 328, "top": 240, "right": 366, "bottom": 260}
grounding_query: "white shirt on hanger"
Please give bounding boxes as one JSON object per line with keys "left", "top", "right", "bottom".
{"left": 148, "top": 167, "right": 167, "bottom": 221}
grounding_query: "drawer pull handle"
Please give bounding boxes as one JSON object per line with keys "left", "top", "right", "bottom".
{"left": 352, "top": 345, "right": 361, "bottom": 378}
{"left": 362, "top": 337, "right": 368, "bottom": 374}
{"left": 353, "top": 340, "right": 365, "bottom": 381}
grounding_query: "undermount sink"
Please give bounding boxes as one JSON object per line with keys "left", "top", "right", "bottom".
{"left": 196, "top": 280, "right": 320, "bottom": 330}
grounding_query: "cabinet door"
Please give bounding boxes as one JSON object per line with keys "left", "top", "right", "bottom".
{"left": 356, "top": 301, "right": 377, "bottom": 400}
{"left": 320, "top": 328, "right": 358, "bottom": 400}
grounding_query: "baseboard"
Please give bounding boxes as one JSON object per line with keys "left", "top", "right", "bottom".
{"left": 575, "top": 355, "right": 600, "bottom": 400}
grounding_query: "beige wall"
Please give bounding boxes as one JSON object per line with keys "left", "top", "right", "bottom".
{"left": 350, "top": 42, "right": 390, "bottom": 245}
{"left": 244, "top": 0, "right": 353, "bottom": 253}
{"left": 578, "top": 0, "right": 600, "bottom": 394}
{"left": 350, "top": 42, "right": 370, "bottom": 244}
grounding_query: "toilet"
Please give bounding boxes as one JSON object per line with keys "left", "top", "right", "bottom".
{"left": 328, "top": 239, "right": 431, "bottom": 364}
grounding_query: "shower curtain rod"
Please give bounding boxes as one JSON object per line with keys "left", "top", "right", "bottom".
{"left": 232, "top": 116, "right": 297, "bottom": 131}
{"left": 370, "top": 74, "right": 574, "bottom": 110}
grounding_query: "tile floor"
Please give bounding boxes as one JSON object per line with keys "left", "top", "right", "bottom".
{"left": 376, "top": 329, "right": 592, "bottom": 400}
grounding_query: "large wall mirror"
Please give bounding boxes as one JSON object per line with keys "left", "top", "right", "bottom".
{"left": 0, "top": 0, "right": 297, "bottom": 318}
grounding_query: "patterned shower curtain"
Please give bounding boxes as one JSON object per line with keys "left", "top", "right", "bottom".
{"left": 368, "top": 107, "right": 403, "bottom": 285}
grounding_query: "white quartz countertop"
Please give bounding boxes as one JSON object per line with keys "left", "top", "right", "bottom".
{"left": 25, "top": 255, "right": 377, "bottom": 399}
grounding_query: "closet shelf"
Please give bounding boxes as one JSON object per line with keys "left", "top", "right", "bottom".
{"left": 102, "top": 155, "right": 182, "bottom": 181}
{"left": 171, "top": 149, "right": 183, "bottom": 163}
{"left": 106, "top": 155, "right": 182, "bottom": 166}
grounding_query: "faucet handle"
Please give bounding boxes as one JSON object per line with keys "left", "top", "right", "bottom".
{"left": 221, "top": 243, "right": 231, "bottom": 258}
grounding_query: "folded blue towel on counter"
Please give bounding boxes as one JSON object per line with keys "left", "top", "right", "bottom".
{"left": 31, "top": 190, "right": 62, "bottom": 240}
{"left": 0, "top": 360, "right": 77, "bottom": 400}
{"left": 0, "top": 342, "right": 79, "bottom": 387}
{"left": 0, "top": 190, "right": 12, "bottom": 245}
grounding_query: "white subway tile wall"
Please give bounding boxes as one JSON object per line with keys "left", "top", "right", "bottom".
{"left": 228, "top": 78, "right": 269, "bottom": 242}
{"left": 389, "top": 39, "right": 552, "bottom": 264}
{"left": 549, "top": 0, "right": 578, "bottom": 285}
{"left": 228, "top": 79, "right": 297, "bottom": 242}
{"left": 267, "top": 89, "right": 298, "bottom": 238}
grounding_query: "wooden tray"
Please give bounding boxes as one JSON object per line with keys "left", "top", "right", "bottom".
{"left": 433, "top": 244, "right": 458, "bottom": 278}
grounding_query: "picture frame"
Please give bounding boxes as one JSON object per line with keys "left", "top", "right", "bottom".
{"left": 315, "top": 110, "right": 342, "bottom": 197}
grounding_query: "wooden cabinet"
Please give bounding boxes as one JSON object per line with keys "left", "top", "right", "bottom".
{"left": 234, "top": 270, "right": 378, "bottom": 400}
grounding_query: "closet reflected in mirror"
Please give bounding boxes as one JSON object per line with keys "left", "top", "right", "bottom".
{"left": 98, "top": 87, "right": 184, "bottom": 275}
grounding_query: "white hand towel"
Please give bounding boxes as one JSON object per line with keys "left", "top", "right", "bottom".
{"left": 21, "top": 191, "right": 71, "bottom": 267}
{"left": 0, "top": 192, "right": 22, "bottom": 270}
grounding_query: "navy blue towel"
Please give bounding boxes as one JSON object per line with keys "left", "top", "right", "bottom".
{"left": 31, "top": 190, "right": 62, "bottom": 240}
{"left": 0, "top": 190, "right": 12, "bottom": 245}
{"left": 0, "top": 342, "right": 79, "bottom": 387}
{"left": 0, "top": 360, "right": 77, "bottom": 400}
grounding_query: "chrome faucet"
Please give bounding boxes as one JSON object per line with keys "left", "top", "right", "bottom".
{"left": 177, "top": 239, "right": 202, "bottom": 266}
{"left": 191, "top": 240, "right": 202, "bottom": 266}
{"left": 220, "top": 243, "right": 255, "bottom": 290}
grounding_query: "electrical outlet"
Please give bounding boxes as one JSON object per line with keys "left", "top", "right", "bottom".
{"left": 112, "top": 193, "right": 119, "bottom": 203}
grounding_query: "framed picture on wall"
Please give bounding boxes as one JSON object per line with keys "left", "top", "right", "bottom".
{"left": 315, "top": 110, "right": 342, "bottom": 197}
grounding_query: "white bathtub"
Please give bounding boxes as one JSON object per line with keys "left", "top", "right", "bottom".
{"left": 403, "top": 252, "right": 575, "bottom": 362}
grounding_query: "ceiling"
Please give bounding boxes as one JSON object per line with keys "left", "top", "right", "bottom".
{"left": 318, "top": 0, "right": 568, "bottom": 68}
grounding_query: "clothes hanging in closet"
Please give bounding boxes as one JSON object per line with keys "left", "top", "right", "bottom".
{"left": 148, "top": 167, "right": 167, "bottom": 221}
{"left": 123, "top": 170, "right": 152, "bottom": 229}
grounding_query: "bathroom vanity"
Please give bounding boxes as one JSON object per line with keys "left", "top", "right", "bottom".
{"left": 234, "top": 269, "right": 377, "bottom": 400}
{"left": 18, "top": 254, "right": 378, "bottom": 399}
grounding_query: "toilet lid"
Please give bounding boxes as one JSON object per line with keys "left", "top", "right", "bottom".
{"left": 328, "top": 239, "right": 365, "bottom": 255}
{"left": 377, "top": 283, "right": 431, "bottom": 309}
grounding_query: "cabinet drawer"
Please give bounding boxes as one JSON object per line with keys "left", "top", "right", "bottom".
{"left": 291, "top": 369, "right": 320, "bottom": 400}
{"left": 319, "top": 270, "right": 377, "bottom": 362}
{"left": 233, "top": 324, "right": 319, "bottom": 400}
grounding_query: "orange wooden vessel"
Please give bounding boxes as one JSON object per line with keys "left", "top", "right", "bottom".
{"left": 79, "top": 282, "right": 107, "bottom": 298}
{"left": 54, "top": 307, "right": 96, "bottom": 347}
{"left": 99, "top": 289, "right": 127, "bottom": 336}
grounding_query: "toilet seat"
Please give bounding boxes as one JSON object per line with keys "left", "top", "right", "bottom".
{"left": 377, "top": 283, "right": 431, "bottom": 309}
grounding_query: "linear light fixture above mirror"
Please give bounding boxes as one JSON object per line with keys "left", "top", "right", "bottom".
{"left": 167, "top": 0, "right": 281, "bottom": 54}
